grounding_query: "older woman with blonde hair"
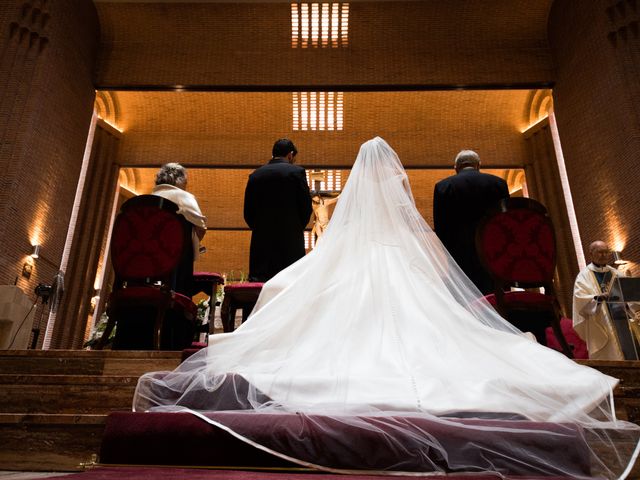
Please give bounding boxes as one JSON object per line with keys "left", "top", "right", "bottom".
{"left": 152, "top": 163, "right": 207, "bottom": 256}
{"left": 151, "top": 163, "right": 207, "bottom": 295}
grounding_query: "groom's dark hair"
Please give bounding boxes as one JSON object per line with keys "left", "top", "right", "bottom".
{"left": 272, "top": 138, "right": 297, "bottom": 158}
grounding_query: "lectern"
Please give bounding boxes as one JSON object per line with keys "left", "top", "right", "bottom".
{"left": 605, "top": 276, "right": 640, "bottom": 360}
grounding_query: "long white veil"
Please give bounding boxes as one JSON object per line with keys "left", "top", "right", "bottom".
{"left": 134, "top": 137, "right": 640, "bottom": 478}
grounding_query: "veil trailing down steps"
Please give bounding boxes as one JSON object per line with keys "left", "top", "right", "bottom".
{"left": 134, "top": 137, "right": 640, "bottom": 479}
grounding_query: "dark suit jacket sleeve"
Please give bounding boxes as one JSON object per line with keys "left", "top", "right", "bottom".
{"left": 243, "top": 175, "right": 256, "bottom": 229}
{"left": 296, "top": 168, "right": 313, "bottom": 226}
{"left": 433, "top": 184, "right": 448, "bottom": 242}
{"left": 499, "top": 178, "right": 510, "bottom": 200}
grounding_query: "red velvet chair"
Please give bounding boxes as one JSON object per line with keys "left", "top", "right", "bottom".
{"left": 97, "top": 195, "right": 198, "bottom": 350}
{"left": 476, "top": 197, "right": 573, "bottom": 358}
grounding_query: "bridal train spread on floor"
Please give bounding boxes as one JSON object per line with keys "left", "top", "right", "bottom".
{"left": 134, "top": 137, "right": 640, "bottom": 479}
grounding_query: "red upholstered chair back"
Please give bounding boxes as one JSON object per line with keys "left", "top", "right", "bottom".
{"left": 97, "top": 195, "right": 197, "bottom": 350}
{"left": 111, "top": 195, "right": 190, "bottom": 289}
{"left": 476, "top": 198, "right": 573, "bottom": 358}
{"left": 476, "top": 198, "right": 556, "bottom": 288}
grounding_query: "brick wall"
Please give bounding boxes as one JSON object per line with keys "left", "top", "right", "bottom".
{"left": 113, "top": 90, "right": 531, "bottom": 169}
{"left": 94, "top": 1, "right": 554, "bottom": 88}
{"left": 549, "top": 0, "right": 640, "bottom": 271}
{"left": 0, "top": 0, "right": 99, "bottom": 324}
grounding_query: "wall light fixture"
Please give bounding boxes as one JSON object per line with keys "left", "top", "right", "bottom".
{"left": 613, "top": 251, "right": 627, "bottom": 266}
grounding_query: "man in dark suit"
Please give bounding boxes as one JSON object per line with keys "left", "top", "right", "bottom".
{"left": 433, "top": 150, "right": 509, "bottom": 294}
{"left": 244, "top": 139, "right": 313, "bottom": 282}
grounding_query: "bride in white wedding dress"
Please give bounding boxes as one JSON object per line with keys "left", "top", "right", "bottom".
{"left": 134, "top": 137, "right": 640, "bottom": 479}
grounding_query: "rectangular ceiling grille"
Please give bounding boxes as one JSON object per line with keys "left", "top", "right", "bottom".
{"left": 293, "top": 92, "right": 344, "bottom": 131}
{"left": 291, "top": 3, "right": 349, "bottom": 48}
{"left": 305, "top": 170, "right": 342, "bottom": 191}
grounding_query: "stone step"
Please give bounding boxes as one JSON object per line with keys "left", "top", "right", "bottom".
{"left": 0, "top": 350, "right": 182, "bottom": 376}
{"left": 0, "top": 359, "right": 638, "bottom": 416}
{"left": 0, "top": 374, "right": 139, "bottom": 414}
{"left": 0, "top": 413, "right": 106, "bottom": 471}
{"left": 0, "top": 356, "right": 638, "bottom": 476}
{"left": 578, "top": 359, "right": 640, "bottom": 387}
{"left": 577, "top": 360, "right": 640, "bottom": 425}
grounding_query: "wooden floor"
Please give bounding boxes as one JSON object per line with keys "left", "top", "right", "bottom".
{"left": 0, "top": 351, "right": 639, "bottom": 475}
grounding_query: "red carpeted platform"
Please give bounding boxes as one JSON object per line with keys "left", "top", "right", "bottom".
{"left": 100, "top": 412, "right": 591, "bottom": 476}
{"left": 100, "top": 412, "right": 295, "bottom": 469}
{"left": 43, "top": 465, "right": 549, "bottom": 480}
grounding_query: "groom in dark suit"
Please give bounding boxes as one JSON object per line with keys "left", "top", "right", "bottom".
{"left": 244, "top": 139, "right": 313, "bottom": 282}
{"left": 433, "top": 150, "right": 509, "bottom": 294}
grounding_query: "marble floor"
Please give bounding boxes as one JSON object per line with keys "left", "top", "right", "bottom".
{"left": 0, "top": 472, "right": 72, "bottom": 479}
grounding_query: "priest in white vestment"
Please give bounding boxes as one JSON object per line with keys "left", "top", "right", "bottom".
{"left": 573, "top": 240, "right": 624, "bottom": 360}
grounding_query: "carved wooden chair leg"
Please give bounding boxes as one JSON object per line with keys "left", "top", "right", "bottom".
{"left": 153, "top": 308, "right": 164, "bottom": 350}
{"left": 221, "top": 296, "right": 233, "bottom": 333}
{"left": 153, "top": 296, "right": 171, "bottom": 350}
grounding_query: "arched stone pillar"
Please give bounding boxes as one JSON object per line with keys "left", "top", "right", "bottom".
{"left": 50, "top": 120, "right": 121, "bottom": 349}
{"left": 522, "top": 91, "right": 579, "bottom": 315}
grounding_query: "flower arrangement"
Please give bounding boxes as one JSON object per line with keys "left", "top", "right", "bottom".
{"left": 84, "top": 312, "right": 116, "bottom": 349}
{"left": 196, "top": 298, "right": 210, "bottom": 325}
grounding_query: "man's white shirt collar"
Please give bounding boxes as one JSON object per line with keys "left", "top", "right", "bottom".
{"left": 587, "top": 263, "right": 612, "bottom": 273}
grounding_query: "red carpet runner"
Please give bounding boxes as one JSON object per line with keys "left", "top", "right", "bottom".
{"left": 44, "top": 466, "right": 569, "bottom": 480}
